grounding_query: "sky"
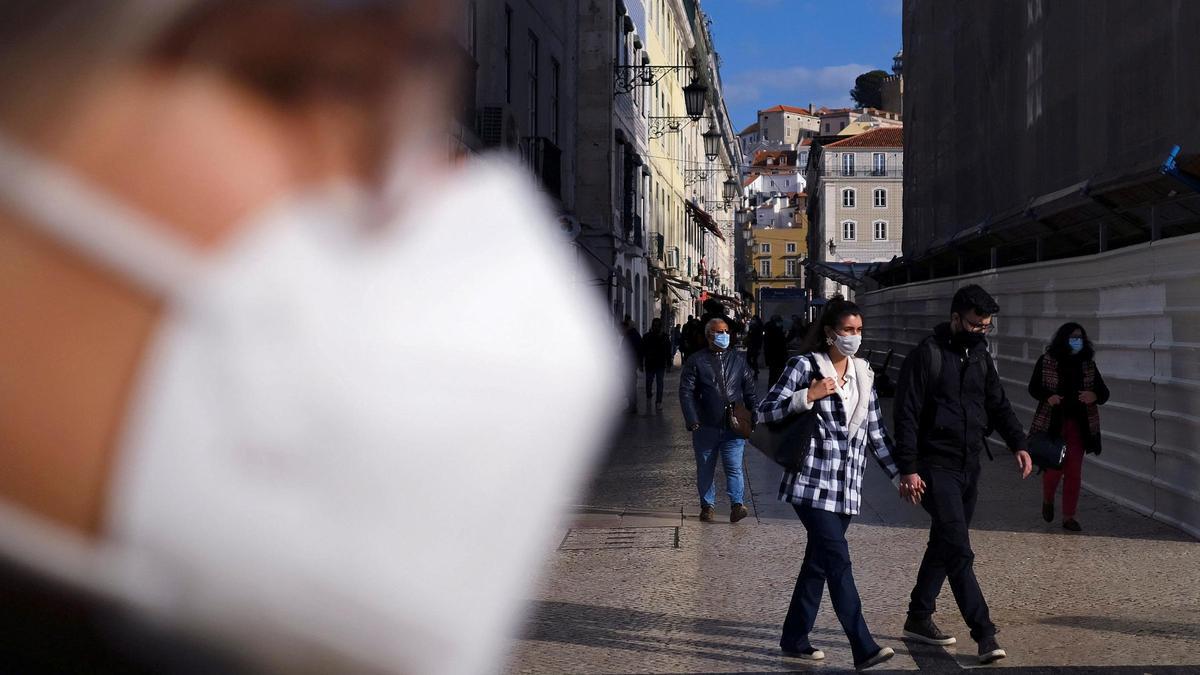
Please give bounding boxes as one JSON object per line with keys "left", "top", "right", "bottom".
{"left": 701, "top": 0, "right": 903, "bottom": 133}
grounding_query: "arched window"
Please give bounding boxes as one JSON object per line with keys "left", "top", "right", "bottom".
{"left": 842, "top": 188, "right": 856, "bottom": 208}
{"left": 873, "top": 188, "right": 887, "bottom": 208}
{"left": 873, "top": 220, "right": 888, "bottom": 241}
{"left": 842, "top": 220, "right": 857, "bottom": 241}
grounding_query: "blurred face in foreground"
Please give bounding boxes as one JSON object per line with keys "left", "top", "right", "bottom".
{"left": 0, "top": 2, "right": 621, "bottom": 673}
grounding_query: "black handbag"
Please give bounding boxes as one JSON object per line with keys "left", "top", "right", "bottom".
{"left": 709, "top": 352, "right": 754, "bottom": 440}
{"left": 1026, "top": 431, "right": 1066, "bottom": 470}
{"left": 750, "top": 355, "right": 821, "bottom": 471}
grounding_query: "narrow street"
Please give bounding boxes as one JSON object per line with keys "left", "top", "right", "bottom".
{"left": 507, "top": 365, "right": 1200, "bottom": 674}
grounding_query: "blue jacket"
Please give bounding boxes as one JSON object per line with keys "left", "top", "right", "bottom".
{"left": 679, "top": 348, "right": 758, "bottom": 429}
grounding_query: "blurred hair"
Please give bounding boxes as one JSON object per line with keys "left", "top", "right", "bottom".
{"left": 951, "top": 284, "right": 1000, "bottom": 317}
{"left": 0, "top": 1, "right": 462, "bottom": 131}
{"left": 803, "top": 299, "right": 862, "bottom": 354}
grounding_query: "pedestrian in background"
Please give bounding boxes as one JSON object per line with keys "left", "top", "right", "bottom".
{"left": 746, "top": 316, "right": 764, "bottom": 379}
{"left": 642, "top": 318, "right": 671, "bottom": 412}
{"left": 1029, "top": 322, "right": 1110, "bottom": 532}
{"left": 621, "top": 315, "right": 643, "bottom": 414}
{"left": 764, "top": 315, "right": 789, "bottom": 385}
{"left": 669, "top": 322, "right": 682, "bottom": 370}
{"left": 892, "top": 285, "right": 1032, "bottom": 665}
{"left": 757, "top": 300, "right": 903, "bottom": 670}
{"left": 700, "top": 298, "right": 743, "bottom": 342}
{"left": 679, "top": 319, "right": 758, "bottom": 523}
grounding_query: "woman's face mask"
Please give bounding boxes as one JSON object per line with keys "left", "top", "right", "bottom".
{"left": 0, "top": 135, "right": 621, "bottom": 673}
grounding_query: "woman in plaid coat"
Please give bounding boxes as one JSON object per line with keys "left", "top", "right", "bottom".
{"left": 1028, "top": 322, "right": 1109, "bottom": 532}
{"left": 757, "top": 300, "right": 911, "bottom": 669}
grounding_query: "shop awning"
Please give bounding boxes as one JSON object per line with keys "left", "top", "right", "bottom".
{"left": 685, "top": 200, "right": 725, "bottom": 241}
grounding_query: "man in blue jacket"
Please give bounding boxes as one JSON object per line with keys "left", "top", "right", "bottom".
{"left": 680, "top": 319, "right": 759, "bottom": 523}
{"left": 893, "top": 285, "right": 1032, "bottom": 665}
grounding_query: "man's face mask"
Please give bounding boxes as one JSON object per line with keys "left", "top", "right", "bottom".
{"left": 0, "top": 135, "right": 621, "bottom": 674}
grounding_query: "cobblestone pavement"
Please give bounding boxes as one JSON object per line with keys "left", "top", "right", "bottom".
{"left": 507, "top": 364, "right": 1200, "bottom": 674}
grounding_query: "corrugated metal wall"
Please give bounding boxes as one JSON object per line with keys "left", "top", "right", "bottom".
{"left": 858, "top": 234, "right": 1200, "bottom": 539}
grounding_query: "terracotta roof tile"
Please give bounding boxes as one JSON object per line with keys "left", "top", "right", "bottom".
{"left": 738, "top": 122, "right": 760, "bottom": 135}
{"left": 823, "top": 127, "right": 904, "bottom": 148}
{"left": 760, "top": 104, "right": 817, "bottom": 116}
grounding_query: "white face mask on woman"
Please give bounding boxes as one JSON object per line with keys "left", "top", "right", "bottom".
{"left": 0, "top": 136, "right": 620, "bottom": 674}
{"left": 832, "top": 333, "right": 862, "bottom": 357}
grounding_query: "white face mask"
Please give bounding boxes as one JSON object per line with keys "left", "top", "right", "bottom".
{"left": 0, "top": 136, "right": 621, "bottom": 674}
{"left": 833, "top": 334, "right": 862, "bottom": 357}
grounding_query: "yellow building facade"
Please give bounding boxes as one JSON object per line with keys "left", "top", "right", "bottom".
{"left": 749, "top": 217, "right": 808, "bottom": 315}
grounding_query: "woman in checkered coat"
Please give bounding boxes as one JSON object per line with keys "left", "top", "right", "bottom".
{"left": 757, "top": 299, "right": 910, "bottom": 670}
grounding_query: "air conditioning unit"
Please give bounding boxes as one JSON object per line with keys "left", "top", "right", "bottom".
{"left": 476, "top": 105, "right": 519, "bottom": 149}
{"left": 666, "top": 247, "right": 680, "bottom": 270}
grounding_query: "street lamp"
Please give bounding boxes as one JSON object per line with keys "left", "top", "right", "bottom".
{"left": 683, "top": 76, "right": 708, "bottom": 120}
{"left": 827, "top": 238, "right": 837, "bottom": 257}
{"left": 702, "top": 122, "right": 721, "bottom": 162}
{"left": 722, "top": 175, "right": 739, "bottom": 201}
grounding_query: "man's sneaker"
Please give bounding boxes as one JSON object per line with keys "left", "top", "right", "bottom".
{"left": 730, "top": 503, "right": 749, "bottom": 523}
{"left": 781, "top": 646, "right": 824, "bottom": 661}
{"left": 1063, "top": 518, "right": 1082, "bottom": 532}
{"left": 855, "top": 646, "right": 895, "bottom": 670}
{"left": 655, "top": 401, "right": 663, "bottom": 412}
{"left": 699, "top": 506, "right": 715, "bottom": 522}
{"left": 903, "top": 616, "right": 957, "bottom": 645}
{"left": 1042, "top": 501, "right": 1054, "bottom": 522}
{"left": 978, "top": 636, "right": 1007, "bottom": 664}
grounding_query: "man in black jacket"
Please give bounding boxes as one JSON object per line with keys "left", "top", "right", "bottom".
{"left": 893, "top": 285, "right": 1032, "bottom": 665}
{"left": 641, "top": 318, "right": 672, "bottom": 412}
{"left": 679, "top": 319, "right": 759, "bottom": 523}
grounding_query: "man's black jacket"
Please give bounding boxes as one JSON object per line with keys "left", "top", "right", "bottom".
{"left": 892, "top": 322, "right": 1026, "bottom": 475}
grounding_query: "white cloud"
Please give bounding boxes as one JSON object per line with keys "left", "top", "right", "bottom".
{"left": 722, "top": 63, "right": 871, "bottom": 110}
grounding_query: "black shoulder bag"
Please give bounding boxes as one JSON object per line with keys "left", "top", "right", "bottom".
{"left": 749, "top": 354, "right": 821, "bottom": 471}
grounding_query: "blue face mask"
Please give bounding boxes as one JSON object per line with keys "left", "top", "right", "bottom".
{"left": 1068, "top": 337, "right": 1084, "bottom": 354}
{"left": 713, "top": 333, "right": 731, "bottom": 349}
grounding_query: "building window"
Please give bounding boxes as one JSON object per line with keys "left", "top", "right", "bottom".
{"left": 760, "top": 259, "right": 771, "bottom": 277}
{"left": 504, "top": 5, "right": 513, "bottom": 103}
{"left": 786, "top": 259, "right": 798, "bottom": 277}
{"left": 760, "top": 242, "right": 771, "bottom": 253}
{"left": 786, "top": 242, "right": 796, "bottom": 253}
{"left": 824, "top": 123, "right": 830, "bottom": 133}
{"left": 550, "top": 57, "right": 560, "bottom": 143}
{"left": 841, "top": 153, "right": 855, "bottom": 176}
{"left": 873, "top": 188, "right": 887, "bottom": 208}
{"left": 872, "top": 153, "right": 887, "bottom": 176}
{"left": 466, "top": 1, "right": 477, "bottom": 58}
{"left": 527, "top": 32, "right": 539, "bottom": 136}
{"left": 842, "top": 220, "right": 857, "bottom": 241}
{"left": 842, "top": 188, "right": 856, "bottom": 208}
{"left": 874, "top": 221, "right": 888, "bottom": 240}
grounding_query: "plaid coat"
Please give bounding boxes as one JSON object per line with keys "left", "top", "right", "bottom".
{"left": 758, "top": 352, "right": 899, "bottom": 515}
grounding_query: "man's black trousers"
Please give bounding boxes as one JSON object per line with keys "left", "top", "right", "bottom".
{"left": 908, "top": 462, "right": 997, "bottom": 642}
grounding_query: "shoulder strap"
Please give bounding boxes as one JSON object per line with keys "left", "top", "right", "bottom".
{"left": 924, "top": 338, "right": 942, "bottom": 386}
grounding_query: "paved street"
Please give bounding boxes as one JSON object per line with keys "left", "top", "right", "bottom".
{"left": 506, "top": 364, "right": 1200, "bottom": 674}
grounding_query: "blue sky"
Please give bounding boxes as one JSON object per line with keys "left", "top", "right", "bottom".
{"left": 702, "top": 0, "right": 902, "bottom": 132}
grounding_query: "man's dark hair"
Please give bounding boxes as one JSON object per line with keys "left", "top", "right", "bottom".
{"left": 951, "top": 284, "right": 1000, "bottom": 317}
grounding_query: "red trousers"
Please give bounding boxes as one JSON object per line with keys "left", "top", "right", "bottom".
{"left": 1042, "top": 418, "right": 1086, "bottom": 518}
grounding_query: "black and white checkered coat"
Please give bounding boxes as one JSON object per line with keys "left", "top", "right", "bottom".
{"left": 757, "top": 352, "right": 899, "bottom": 515}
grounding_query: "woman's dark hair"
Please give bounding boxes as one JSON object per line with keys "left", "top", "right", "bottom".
{"left": 951, "top": 284, "right": 1000, "bottom": 317}
{"left": 803, "top": 299, "right": 862, "bottom": 353}
{"left": 1047, "top": 322, "right": 1094, "bottom": 360}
